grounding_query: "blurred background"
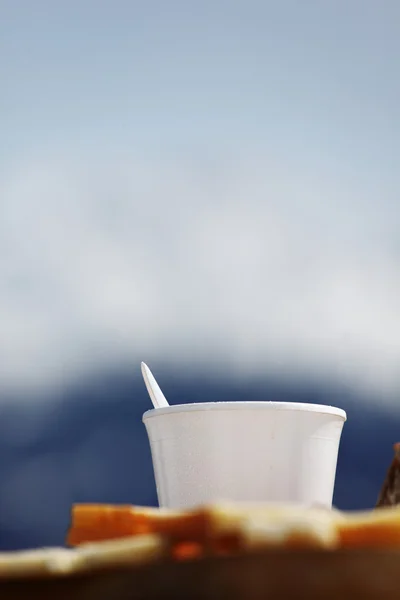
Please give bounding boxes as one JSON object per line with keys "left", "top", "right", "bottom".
{"left": 1, "top": 0, "right": 400, "bottom": 550}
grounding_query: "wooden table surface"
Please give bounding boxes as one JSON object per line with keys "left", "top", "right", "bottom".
{"left": 1, "top": 549, "right": 400, "bottom": 600}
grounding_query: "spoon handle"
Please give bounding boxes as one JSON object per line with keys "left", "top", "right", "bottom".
{"left": 141, "top": 362, "right": 170, "bottom": 409}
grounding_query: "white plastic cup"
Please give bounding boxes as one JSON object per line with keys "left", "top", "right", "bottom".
{"left": 143, "top": 402, "right": 346, "bottom": 509}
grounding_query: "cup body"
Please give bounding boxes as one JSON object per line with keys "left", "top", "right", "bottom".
{"left": 143, "top": 402, "right": 346, "bottom": 509}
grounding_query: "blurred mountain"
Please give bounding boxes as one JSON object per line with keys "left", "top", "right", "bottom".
{"left": 0, "top": 372, "right": 396, "bottom": 550}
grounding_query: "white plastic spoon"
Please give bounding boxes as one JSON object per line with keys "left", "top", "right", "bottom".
{"left": 141, "top": 362, "right": 170, "bottom": 409}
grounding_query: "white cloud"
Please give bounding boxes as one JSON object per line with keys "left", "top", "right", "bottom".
{"left": 0, "top": 146, "right": 399, "bottom": 400}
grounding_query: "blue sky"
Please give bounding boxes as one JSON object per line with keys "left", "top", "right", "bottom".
{"left": 1, "top": 1, "right": 399, "bottom": 399}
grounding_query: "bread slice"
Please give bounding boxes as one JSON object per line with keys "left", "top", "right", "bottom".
{"left": 67, "top": 502, "right": 400, "bottom": 554}
{"left": 67, "top": 502, "right": 341, "bottom": 554}
{"left": 67, "top": 504, "right": 207, "bottom": 546}
{"left": 0, "top": 535, "right": 166, "bottom": 579}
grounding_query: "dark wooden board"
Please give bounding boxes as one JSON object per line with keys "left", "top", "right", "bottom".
{"left": 1, "top": 549, "right": 400, "bottom": 600}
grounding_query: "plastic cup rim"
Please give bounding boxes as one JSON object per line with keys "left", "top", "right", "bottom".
{"left": 142, "top": 401, "right": 347, "bottom": 422}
